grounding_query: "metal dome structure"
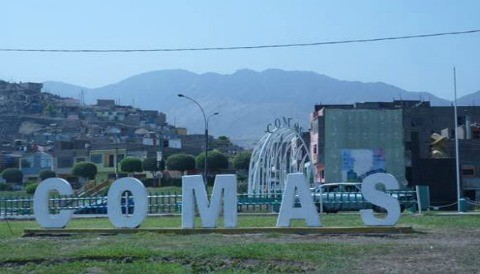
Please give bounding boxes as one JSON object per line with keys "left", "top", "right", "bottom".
{"left": 248, "top": 124, "right": 315, "bottom": 195}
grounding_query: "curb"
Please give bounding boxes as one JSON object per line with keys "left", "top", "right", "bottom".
{"left": 23, "top": 226, "right": 414, "bottom": 237}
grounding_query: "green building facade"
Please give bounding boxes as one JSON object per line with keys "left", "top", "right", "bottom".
{"left": 324, "top": 108, "right": 406, "bottom": 185}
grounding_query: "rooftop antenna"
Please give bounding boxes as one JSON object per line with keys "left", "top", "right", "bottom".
{"left": 80, "top": 89, "right": 85, "bottom": 106}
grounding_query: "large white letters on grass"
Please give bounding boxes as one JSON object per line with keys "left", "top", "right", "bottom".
{"left": 32, "top": 173, "right": 403, "bottom": 229}
{"left": 360, "top": 173, "right": 401, "bottom": 226}
{"left": 181, "top": 175, "right": 237, "bottom": 228}
{"left": 276, "top": 173, "right": 321, "bottom": 227}
{"left": 34, "top": 178, "right": 73, "bottom": 228}
{"left": 107, "top": 177, "right": 148, "bottom": 228}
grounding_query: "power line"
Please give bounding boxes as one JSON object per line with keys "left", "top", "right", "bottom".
{"left": 1, "top": 29, "right": 479, "bottom": 53}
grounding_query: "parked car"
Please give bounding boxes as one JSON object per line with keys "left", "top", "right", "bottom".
{"left": 311, "top": 183, "right": 366, "bottom": 213}
{"left": 311, "top": 182, "right": 415, "bottom": 213}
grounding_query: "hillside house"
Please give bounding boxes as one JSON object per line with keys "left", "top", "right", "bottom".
{"left": 19, "top": 152, "right": 53, "bottom": 181}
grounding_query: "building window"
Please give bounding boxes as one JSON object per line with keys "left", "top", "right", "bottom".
{"left": 457, "top": 116, "right": 465, "bottom": 126}
{"left": 58, "top": 157, "right": 74, "bottom": 168}
{"left": 108, "top": 155, "right": 115, "bottom": 167}
{"left": 313, "top": 144, "right": 317, "bottom": 154}
{"left": 40, "top": 157, "right": 52, "bottom": 168}
{"left": 473, "top": 128, "right": 480, "bottom": 139}
{"left": 91, "top": 154, "right": 102, "bottom": 164}
{"left": 21, "top": 158, "right": 33, "bottom": 168}
{"left": 462, "top": 166, "right": 475, "bottom": 177}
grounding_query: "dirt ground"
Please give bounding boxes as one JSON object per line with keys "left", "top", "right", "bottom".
{"left": 243, "top": 225, "right": 480, "bottom": 273}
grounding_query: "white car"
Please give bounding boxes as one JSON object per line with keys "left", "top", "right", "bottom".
{"left": 311, "top": 182, "right": 413, "bottom": 213}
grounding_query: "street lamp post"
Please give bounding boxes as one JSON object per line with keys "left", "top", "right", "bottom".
{"left": 115, "top": 138, "right": 118, "bottom": 179}
{"left": 157, "top": 127, "right": 164, "bottom": 187}
{"left": 178, "top": 94, "right": 219, "bottom": 184}
{"left": 205, "top": 112, "right": 219, "bottom": 180}
{"left": 114, "top": 135, "right": 120, "bottom": 179}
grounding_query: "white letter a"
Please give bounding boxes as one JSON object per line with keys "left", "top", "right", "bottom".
{"left": 276, "top": 173, "right": 321, "bottom": 227}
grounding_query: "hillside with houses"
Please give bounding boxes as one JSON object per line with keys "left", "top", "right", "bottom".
{"left": 0, "top": 80, "right": 243, "bottom": 187}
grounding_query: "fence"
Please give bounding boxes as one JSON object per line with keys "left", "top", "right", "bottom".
{"left": 0, "top": 190, "right": 419, "bottom": 217}
{"left": 0, "top": 192, "right": 183, "bottom": 217}
{"left": 237, "top": 193, "right": 282, "bottom": 213}
{"left": 0, "top": 196, "right": 32, "bottom": 216}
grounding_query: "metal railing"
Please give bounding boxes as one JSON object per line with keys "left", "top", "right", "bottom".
{"left": 0, "top": 196, "right": 33, "bottom": 216}
{"left": 319, "top": 189, "right": 418, "bottom": 212}
{"left": 237, "top": 193, "right": 282, "bottom": 213}
{"left": 0, "top": 189, "right": 418, "bottom": 217}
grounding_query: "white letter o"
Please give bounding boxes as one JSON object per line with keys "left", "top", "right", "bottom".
{"left": 107, "top": 177, "right": 148, "bottom": 228}
{"left": 34, "top": 178, "right": 73, "bottom": 228}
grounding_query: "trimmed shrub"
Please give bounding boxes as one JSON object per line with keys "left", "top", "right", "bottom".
{"left": 166, "top": 153, "right": 196, "bottom": 172}
{"left": 72, "top": 162, "right": 98, "bottom": 181}
{"left": 25, "top": 182, "right": 39, "bottom": 195}
{"left": 39, "top": 170, "right": 56, "bottom": 181}
{"left": 120, "top": 157, "right": 143, "bottom": 174}
{"left": 1, "top": 168, "right": 23, "bottom": 184}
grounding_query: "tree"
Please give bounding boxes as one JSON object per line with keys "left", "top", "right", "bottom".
{"left": 142, "top": 157, "right": 159, "bottom": 174}
{"left": 142, "top": 157, "right": 161, "bottom": 186}
{"left": 196, "top": 150, "right": 229, "bottom": 171}
{"left": 39, "top": 169, "right": 56, "bottom": 181}
{"left": 166, "top": 153, "right": 196, "bottom": 173}
{"left": 120, "top": 157, "right": 143, "bottom": 175}
{"left": 218, "top": 136, "right": 230, "bottom": 142}
{"left": 233, "top": 151, "right": 252, "bottom": 171}
{"left": 1, "top": 168, "right": 23, "bottom": 184}
{"left": 72, "top": 162, "right": 97, "bottom": 183}
{"left": 211, "top": 135, "right": 234, "bottom": 152}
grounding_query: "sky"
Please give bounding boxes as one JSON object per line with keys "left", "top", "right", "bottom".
{"left": 2, "top": 0, "right": 480, "bottom": 100}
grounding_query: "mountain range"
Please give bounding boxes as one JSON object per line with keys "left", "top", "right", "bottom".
{"left": 42, "top": 69, "right": 479, "bottom": 146}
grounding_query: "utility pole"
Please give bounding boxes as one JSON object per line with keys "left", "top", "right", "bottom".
{"left": 453, "top": 67, "right": 462, "bottom": 212}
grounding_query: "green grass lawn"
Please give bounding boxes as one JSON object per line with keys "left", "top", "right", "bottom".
{"left": 147, "top": 186, "right": 182, "bottom": 193}
{"left": 0, "top": 213, "right": 479, "bottom": 273}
